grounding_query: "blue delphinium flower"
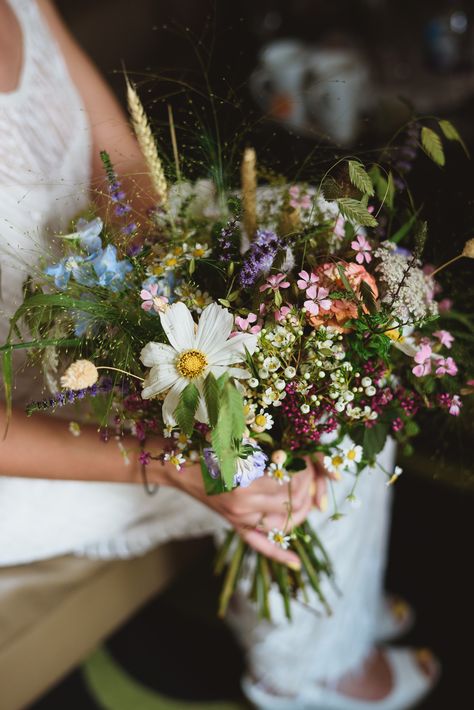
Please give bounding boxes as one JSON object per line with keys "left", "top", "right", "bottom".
{"left": 76, "top": 217, "right": 103, "bottom": 253}
{"left": 90, "top": 244, "right": 133, "bottom": 291}
{"left": 45, "top": 255, "right": 87, "bottom": 290}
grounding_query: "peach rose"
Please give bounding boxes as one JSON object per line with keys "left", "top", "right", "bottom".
{"left": 308, "top": 262, "right": 379, "bottom": 332}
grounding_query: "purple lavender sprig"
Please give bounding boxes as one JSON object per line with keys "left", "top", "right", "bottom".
{"left": 216, "top": 218, "right": 238, "bottom": 262}
{"left": 100, "top": 150, "right": 137, "bottom": 237}
{"left": 26, "top": 378, "right": 115, "bottom": 416}
{"left": 239, "top": 229, "right": 281, "bottom": 287}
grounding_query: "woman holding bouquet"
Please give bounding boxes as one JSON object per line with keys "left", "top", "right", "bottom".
{"left": 0, "top": 1, "right": 439, "bottom": 707}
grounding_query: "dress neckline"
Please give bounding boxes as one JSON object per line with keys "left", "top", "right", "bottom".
{"left": 0, "top": 0, "right": 30, "bottom": 101}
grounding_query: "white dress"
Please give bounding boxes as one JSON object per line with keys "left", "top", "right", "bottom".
{"left": 0, "top": 0, "right": 395, "bottom": 689}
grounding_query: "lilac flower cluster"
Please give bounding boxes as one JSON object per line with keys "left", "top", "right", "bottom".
{"left": 239, "top": 229, "right": 281, "bottom": 287}
{"left": 216, "top": 218, "right": 238, "bottom": 262}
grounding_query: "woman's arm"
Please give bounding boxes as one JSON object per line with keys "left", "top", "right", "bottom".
{"left": 38, "top": 0, "right": 156, "bottom": 215}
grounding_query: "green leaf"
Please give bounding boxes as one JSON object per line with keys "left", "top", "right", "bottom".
{"left": 336, "top": 263, "right": 357, "bottom": 298}
{"left": 348, "top": 160, "right": 374, "bottom": 196}
{"left": 226, "top": 380, "right": 246, "bottom": 443}
{"left": 203, "top": 372, "right": 219, "bottom": 427}
{"left": 362, "top": 421, "right": 390, "bottom": 461}
{"left": 360, "top": 280, "right": 377, "bottom": 315}
{"left": 421, "top": 126, "right": 445, "bottom": 166}
{"left": 389, "top": 212, "right": 418, "bottom": 244}
{"left": 0, "top": 337, "right": 81, "bottom": 354}
{"left": 174, "top": 382, "right": 200, "bottom": 436}
{"left": 336, "top": 198, "right": 378, "bottom": 227}
{"left": 438, "top": 119, "right": 470, "bottom": 158}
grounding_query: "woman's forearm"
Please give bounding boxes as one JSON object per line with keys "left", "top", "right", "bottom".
{"left": 0, "top": 407, "right": 173, "bottom": 485}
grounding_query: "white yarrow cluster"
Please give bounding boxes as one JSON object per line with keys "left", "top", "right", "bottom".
{"left": 374, "top": 242, "right": 438, "bottom": 323}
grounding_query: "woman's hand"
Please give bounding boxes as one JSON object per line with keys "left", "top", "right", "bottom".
{"left": 159, "top": 458, "right": 317, "bottom": 568}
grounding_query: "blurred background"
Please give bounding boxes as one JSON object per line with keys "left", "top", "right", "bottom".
{"left": 30, "top": 1, "right": 474, "bottom": 707}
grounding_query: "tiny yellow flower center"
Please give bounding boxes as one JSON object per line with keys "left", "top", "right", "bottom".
{"left": 255, "top": 414, "right": 267, "bottom": 427}
{"left": 165, "top": 257, "right": 178, "bottom": 267}
{"left": 274, "top": 532, "right": 285, "bottom": 545}
{"left": 332, "top": 455, "right": 344, "bottom": 468}
{"left": 274, "top": 468, "right": 285, "bottom": 480}
{"left": 177, "top": 433, "right": 188, "bottom": 444}
{"left": 170, "top": 455, "right": 181, "bottom": 466}
{"left": 347, "top": 449, "right": 357, "bottom": 461}
{"left": 176, "top": 349, "right": 208, "bottom": 379}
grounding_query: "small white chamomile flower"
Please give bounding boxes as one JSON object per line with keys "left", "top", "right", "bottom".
{"left": 268, "top": 528, "right": 291, "bottom": 550}
{"left": 267, "top": 463, "right": 291, "bottom": 485}
{"left": 251, "top": 409, "right": 274, "bottom": 433}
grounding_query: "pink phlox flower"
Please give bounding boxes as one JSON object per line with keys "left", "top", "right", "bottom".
{"left": 297, "top": 270, "right": 319, "bottom": 291}
{"left": 433, "top": 329, "right": 454, "bottom": 349}
{"left": 274, "top": 305, "right": 291, "bottom": 322}
{"left": 235, "top": 312, "right": 261, "bottom": 334}
{"left": 438, "top": 298, "right": 453, "bottom": 313}
{"left": 259, "top": 273, "right": 290, "bottom": 292}
{"left": 435, "top": 356, "right": 458, "bottom": 377}
{"left": 289, "top": 185, "right": 312, "bottom": 210}
{"left": 304, "top": 285, "right": 331, "bottom": 316}
{"left": 140, "top": 284, "right": 169, "bottom": 313}
{"left": 449, "top": 394, "right": 462, "bottom": 416}
{"left": 351, "top": 234, "right": 372, "bottom": 265}
{"left": 412, "top": 344, "right": 432, "bottom": 377}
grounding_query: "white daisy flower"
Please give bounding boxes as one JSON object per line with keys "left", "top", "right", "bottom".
{"left": 173, "top": 431, "right": 192, "bottom": 450}
{"left": 268, "top": 528, "right": 291, "bottom": 550}
{"left": 266, "top": 462, "right": 291, "bottom": 485}
{"left": 140, "top": 302, "right": 258, "bottom": 425}
{"left": 163, "top": 451, "right": 186, "bottom": 470}
{"left": 339, "top": 436, "right": 363, "bottom": 472}
{"left": 251, "top": 409, "right": 274, "bottom": 433}
{"left": 323, "top": 452, "right": 345, "bottom": 478}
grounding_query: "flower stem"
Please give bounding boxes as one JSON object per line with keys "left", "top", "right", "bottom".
{"left": 430, "top": 254, "right": 463, "bottom": 277}
{"left": 96, "top": 366, "right": 144, "bottom": 382}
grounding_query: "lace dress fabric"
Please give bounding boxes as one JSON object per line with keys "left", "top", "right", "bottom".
{"left": 0, "top": 0, "right": 394, "bottom": 687}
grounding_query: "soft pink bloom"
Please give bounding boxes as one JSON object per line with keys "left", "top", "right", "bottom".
{"left": 259, "top": 273, "right": 290, "bottom": 292}
{"left": 297, "top": 270, "right": 319, "bottom": 291}
{"left": 438, "top": 298, "right": 453, "bottom": 312}
{"left": 449, "top": 395, "right": 462, "bottom": 416}
{"left": 140, "top": 284, "right": 169, "bottom": 313}
{"left": 333, "top": 215, "right": 346, "bottom": 241}
{"left": 304, "top": 285, "right": 331, "bottom": 316}
{"left": 274, "top": 305, "right": 291, "bottom": 322}
{"left": 235, "top": 313, "right": 261, "bottom": 334}
{"left": 435, "top": 356, "right": 458, "bottom": 376}
{"left": 351, "top": 234, "right": 372, "bottom": 265}
{"left": 289, "top": 185, "right": 312, "bottom": 210}
{"left": 412, "top": 344, "right": 432, "bottom": 377}
{"left": 433, "top": 330, "right": 454, "bottom": 349}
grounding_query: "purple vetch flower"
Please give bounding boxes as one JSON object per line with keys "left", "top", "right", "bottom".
{"left": 203, "top": 443, "right": 268, "bottom": 488}
{"left": 239, "top": 229, "right": 281, "bottom": 287}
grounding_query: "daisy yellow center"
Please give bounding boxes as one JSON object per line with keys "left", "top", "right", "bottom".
{"left": 176, "top": 349, "right": 208, "bottom": 379}
{"left": 274, "top": 468, "right": 285, "bottom": 480}
{"left": 273, "top": 532, "right": 285, "bottom": 545}
{"left": 165, "top": 257, "right": 178, "bottom": 267}
{"left": 332, "top": 455, "right": 344, "bottom": 468}
{"left": 255, "top": 414, "right": 267, "bottom": 427}
{"left": 170, "top": 455, "right": 181, "bottom": 466}
{"left": 347, "top": 449, "right": 357, "bottom": 461}
{"left": 194, "top": 248, "right": 206, "bottom": 257}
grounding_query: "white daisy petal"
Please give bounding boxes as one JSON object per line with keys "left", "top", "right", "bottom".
{"left": 210, "top": 332, "right": 258, "bottom": 365}
{"left": 162, "top": 378, "right": 188, "bottom": 425}
{"left": 159, "top": 302, "right": 196, "bottom": 351}
{"left": 195, "top": 303, "right": 234, "bottom": 355}
{"left": 140, "top": 342, "right": 176, "bottom": 368}
{"left": 210, "top": 365, "right": 251, "bottom": 380}
{"left": 142, "top": 364, "right": 179, "bottom": 399}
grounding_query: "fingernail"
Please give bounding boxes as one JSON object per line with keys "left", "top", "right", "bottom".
{"left": 332, "top": 471, "right": 342, "bottom": 481}
{"left": 287, "top": 560, "right": 301, "bottom": 571}
{"left": 320, "top": 494, "right": 328, "bottom": 512}
{"left": 309, "top": 481, "right": 317, "bottom": 497}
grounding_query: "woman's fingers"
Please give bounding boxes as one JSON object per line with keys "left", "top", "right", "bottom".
{"left": 239, "top": 527, "right": 301, "bottom": 568}
{"left": 313, "top": 474, "right": 328, "bottom": 511}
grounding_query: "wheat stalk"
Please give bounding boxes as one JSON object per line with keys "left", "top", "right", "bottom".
{"left": 241, "top": 147, "right": 257, "bottom": 238}
{"left": 126, "top": 78, "right": 168, "bottom": 205}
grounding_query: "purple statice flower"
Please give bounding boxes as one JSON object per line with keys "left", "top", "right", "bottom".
{"left": 203, "top": 443, "right": 268, "bottom": 488}
{"left": 239, "top": 229, "right": 281, "bottom": 287}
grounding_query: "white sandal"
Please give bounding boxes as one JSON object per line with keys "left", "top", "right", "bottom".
{"left": 376, "top": 596, "right": 415, "bottom": 643}
{"left": 242, "top": 647, "right": 439, "bottom": 710}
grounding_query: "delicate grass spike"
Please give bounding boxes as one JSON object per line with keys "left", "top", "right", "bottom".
{"left": 241, "top": 147, "right": 257, "bottom": 238}
{"left": 336, "top": 197, "right": 378, "bottom": 227}
{"left": 2, "top": 349, "right": 13, "bottom": 438}
{"left": 421, "top": 126, "right": 445, "bottom": 167}
{"left": 174, "top": 382, "right": 200, "bottom": 436}
{"left": 126, "top": 77, "right": 168, "bottom": 204}
{"left": 167, "top": 104, "right": 181, "bottom": 180}
{"left": 438, "top": 119, "right": 470, "bottom": 158}
{"left": 348, "top": 160, "right": 374, "bottom": 196}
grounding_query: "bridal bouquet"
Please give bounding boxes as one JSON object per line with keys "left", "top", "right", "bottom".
{"left": 2, "top": 82, "right": 472, "bottom": 618}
